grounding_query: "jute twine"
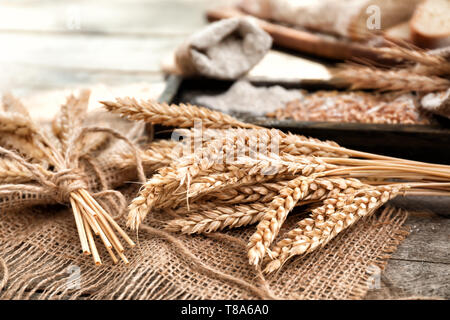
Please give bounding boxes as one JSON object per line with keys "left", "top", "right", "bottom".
{"left": 0, "top": 126, "right": 145, "bottom": 215}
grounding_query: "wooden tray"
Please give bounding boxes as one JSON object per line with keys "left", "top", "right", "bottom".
{"left": 158, "top": 75, "right": 450, "bottom": 164}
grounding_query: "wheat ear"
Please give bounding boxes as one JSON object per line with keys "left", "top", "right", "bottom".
{"left": 2, "top": 92, "right": 31, "bottom": 117}
{"left": 247, "top": 176, "right": 314, "bottom": 266}
{"left": 101, "top": 98, "right": 256, "bottom": 129}
{"left": 165, "top": 202, "right": 268, "bottom": 234}
{"left": 333, "top": 66, "right": 450, "bottom": 92}
{"left": 264, "top": 185, "right": 402, "bottom": 273}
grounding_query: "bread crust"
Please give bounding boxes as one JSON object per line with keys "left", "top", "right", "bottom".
{"left": 410, "top": 0, "right": 450, "bottom": 49}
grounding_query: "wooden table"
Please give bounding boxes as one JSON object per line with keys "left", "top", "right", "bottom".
{"left": 1, "top": 0, "right": 448, "bottom": 300}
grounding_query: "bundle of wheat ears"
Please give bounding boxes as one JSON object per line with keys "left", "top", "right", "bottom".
{"left": 0, "top": 91, "right": 146, "bottom": 266}
{"left": 103, "top": 98, "right": 450, "bottom": 273}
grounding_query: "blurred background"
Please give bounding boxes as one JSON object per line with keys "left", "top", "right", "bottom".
{"left": 0, "top": 0, "right": 232, "bottom": 118}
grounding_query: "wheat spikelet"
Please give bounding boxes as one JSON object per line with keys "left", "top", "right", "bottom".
{"left": 333, "top": 66, "right": 450, "bottom": 92}
{"left": 2, "top": 93, "right": 31, "bottom": 117}
{"left": 0, "top": 112, "right": 38, "bottom": 137}
{"left": 247, "top": 177, "right": 361, "bottom": 267}
{"left": 116, "top": 139, "right": 180, "bottom": 173}
{"left": 0, "top": 157, "right": 35, "bottom": 183}
{"left": 204, "top": 180, "right": 290, "bottom": 204}
{"left": 165, "top": 202, "right": 267, "bottom": 234}
{"left": 181, "top": 127, "right": 348, "bottom": 158}
{"left": 169, "top": 178, "right": 364, "bottom": 235}
{"left": 101, "top": 98, "right": 256, "bottom": 129}
{"left": 127, "top": 165, "right": 280, "bottom": 229}
{"left": 53, "top": 90, "right": 90, "bottom": 153}
{"left": 247, "top": 176, "right": 313, "bottom": 266}
{"left": 264, "top": 185, "right": 403, "bottom": 273}
{"left": 0, "top": 134, "right": 46, "bottom": 162}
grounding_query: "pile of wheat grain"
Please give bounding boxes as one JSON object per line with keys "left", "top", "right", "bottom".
{"left": 267, "top": 90, "right": 431, "bottom": 124}
{"left": 103, "top": 98, "right": 450, "bottom": 272}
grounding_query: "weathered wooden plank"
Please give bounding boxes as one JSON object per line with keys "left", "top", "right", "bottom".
{"left": 366, "top": 259, "right": 449, "bottom": 299}
{"left": 389, "top": 202, "right": 449, "bottom": 264}
{"left": 0, "top": 0, "right": 218, "bottom": 35}
{"left": 1, "top": 62, "right": 164, "bottom": 96}
{"left": 0, "top": 33, "right": 182, "bottom": 72}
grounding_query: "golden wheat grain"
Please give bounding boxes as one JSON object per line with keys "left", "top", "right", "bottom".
{"left": 128, "top": 154, "right": 336, "bottom": 229}
{"left": 165, "top": 202, "right": 268, "bottom": 234}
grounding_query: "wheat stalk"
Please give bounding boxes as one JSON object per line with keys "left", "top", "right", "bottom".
{"left": 101, "top": 98, "right": 256, "bottom": 129}
{"left": 333, "top": 65, "right": 450, "bottom": 92}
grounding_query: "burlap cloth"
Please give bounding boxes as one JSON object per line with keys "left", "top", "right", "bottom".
{"left": 174, "top": 17, "right": 272, "bottom": 80}
{"left": 0, "top": 181, "right": 409, "bottom": 299}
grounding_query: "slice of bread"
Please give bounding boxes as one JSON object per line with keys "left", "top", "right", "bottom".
{"left": 410, "top": 0, "right": 450, "bottom": 49}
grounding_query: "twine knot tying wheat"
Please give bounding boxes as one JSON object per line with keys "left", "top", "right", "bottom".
{"left": 0, "top": 91, "right": 148, "bottom": 265}
{"left": 50, "top": 168, "right": 88, "bottom": 203}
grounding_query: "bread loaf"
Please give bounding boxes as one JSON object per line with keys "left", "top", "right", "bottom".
{"left": 240, "top": 0, "right": 421, "bottom": 39}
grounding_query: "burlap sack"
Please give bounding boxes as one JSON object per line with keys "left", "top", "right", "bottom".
{"left": 421, "top": 88, "right": 450, "bottom": 119}
{"left": 174, "top": 18, "right": 272, "bottom": 80}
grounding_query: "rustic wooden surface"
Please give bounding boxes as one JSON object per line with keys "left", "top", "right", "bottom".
{"left": 0, "top": 0, "right": 448, "bottom": 300}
